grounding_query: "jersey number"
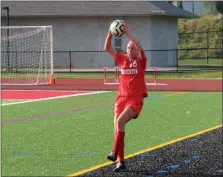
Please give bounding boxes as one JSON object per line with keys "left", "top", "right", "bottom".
{"left": 130, "top": 61, "right": 137, "bottom": 68}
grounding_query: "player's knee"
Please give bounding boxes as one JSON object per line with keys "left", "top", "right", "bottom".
{"left": 116, "top": 118, "right": 125, "bottom": 129}
{"left": 116, "top": 119, "right": 122, "bottom": 127}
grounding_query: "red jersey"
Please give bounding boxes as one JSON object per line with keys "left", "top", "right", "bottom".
{"left": 114, "top": 52, "right": 148, "bottom": 98}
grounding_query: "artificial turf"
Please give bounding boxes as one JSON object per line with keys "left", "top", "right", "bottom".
{"left": 1, "top": 91, "right": 222, "bottom": 176}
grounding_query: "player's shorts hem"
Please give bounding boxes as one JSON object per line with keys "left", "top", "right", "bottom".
{"left": 114, "top": 110, "right": 123, "bottom": 115}
{"left": 127, "top": 106, "right": 139, "bottom": 119}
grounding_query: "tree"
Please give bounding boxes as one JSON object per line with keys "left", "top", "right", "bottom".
{"left": 216, "top": 1, "right": 223, "bottom": 13}
{"left": 204, "top": 1, "right": 217, "bottom": 13}
{"left": 215, "top": 1, "right": 223, "bottom": 29}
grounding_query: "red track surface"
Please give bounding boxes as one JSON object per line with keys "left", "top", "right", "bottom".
{"left": 2, "top": 90, "right": 88, "bottom": 99}
{"left": 2, "top": 79, "right": 222, "bottom": 92}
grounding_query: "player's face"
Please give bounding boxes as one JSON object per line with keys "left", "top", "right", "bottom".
{"left": 127, "top": 41, "right": 138, "bottom": 59}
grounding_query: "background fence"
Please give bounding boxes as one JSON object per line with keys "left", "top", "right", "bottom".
{"left": 1, "top": 30, "right": 222, "bottom": 73}
{"left": 178, "top": 29, "right": 223, "bottom": 61}
{"left": 53, "top": 29, "right": 222, "bottom": 72}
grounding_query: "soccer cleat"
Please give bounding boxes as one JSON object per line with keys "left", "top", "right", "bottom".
{"left": 113, "top": 161, "right": 126, "bottom": 172}
{"left": 106, "top": 151, "right": 118, "bottom": 162}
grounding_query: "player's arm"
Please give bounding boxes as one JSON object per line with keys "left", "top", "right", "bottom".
{"left": 104, "top": 29, "right": 117, "bottom": 58}
{"left": 124, "top": 25, "right": 147, "bottom": 61}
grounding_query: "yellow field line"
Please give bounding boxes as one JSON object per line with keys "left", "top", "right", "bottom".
{"left": 164, "top": 92, "right": 188, "bottom": 97}
{"left": 68, "top": 124, "right": 222, "bottom": 177}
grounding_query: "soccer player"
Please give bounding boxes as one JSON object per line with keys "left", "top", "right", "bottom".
{"left": 104, "top": 23, "right": 148, "bottom": 172}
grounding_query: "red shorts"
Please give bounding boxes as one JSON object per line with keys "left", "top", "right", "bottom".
{"left": 114, "top": 96, "right": 144, "bottom": 119}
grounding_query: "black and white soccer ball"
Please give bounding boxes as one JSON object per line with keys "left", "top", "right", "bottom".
{"left": 110, "top": 20, "right": 125, "bottom": 37}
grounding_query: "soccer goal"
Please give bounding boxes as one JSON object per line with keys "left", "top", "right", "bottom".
{"left": 1, "top": 26, "right": 54, "bottom": 85}
{"left": 104, "top": 67, "right": 168, "bottom": 86}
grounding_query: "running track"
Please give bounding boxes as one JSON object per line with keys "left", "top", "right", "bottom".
{"left": 1, "top": 90, "right": 89, "bottom": 100}
{"left": 2, "top": 79, "right": 222, "bottom": 92}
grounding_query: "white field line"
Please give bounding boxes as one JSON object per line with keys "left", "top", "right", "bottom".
{"left": 1, "top": 91, "right": 110, "bottom": 106}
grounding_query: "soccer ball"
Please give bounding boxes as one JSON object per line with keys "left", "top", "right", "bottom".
{"left": 110, "top": 20, "right": 125, "bottom": 37}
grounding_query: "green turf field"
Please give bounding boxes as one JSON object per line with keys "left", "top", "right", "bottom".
{"left": 1, "top": 91, "right": 222, "bottom": 176}
{"left": 52, "top": 71, "right": 222, "bottom": 80}
{"left": 1, "top": 71, "right": 222, "bottom": 81}
{"left": 1, "top": 58, "right": 223, "bottom": 80}
{"left": 178, "top": 59, "right": 222, "bottom": 66}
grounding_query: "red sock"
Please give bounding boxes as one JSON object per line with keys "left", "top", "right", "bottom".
{"left": 113, "top": 130, "right": 125, "bottom": 153}
{"left": 118, "top": 134, "right": 125, "bottom": 161}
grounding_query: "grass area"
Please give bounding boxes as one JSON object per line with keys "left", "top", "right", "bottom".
{"left": 52, "top": 71, "right": 222, "bottom": 80}
{"left": 1, "top": 59, "right": 222, "bottom": 80}
{"left": 1, "top": 71, "right": 222, "bottom": 80}
{"left": 1, "top": 91, "right": 222, "bottom": 176}
{"left": 153, "top": 71, "right": 222, "bottom": 80}
{"left": 178, "top": 59, "right": 222, "bottom": 66}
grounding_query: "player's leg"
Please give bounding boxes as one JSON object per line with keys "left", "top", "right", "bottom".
{"left": 112, "top": 107, "right": 137, "bottom": 172}
{"left": 106, "top": 113, "right": 120, "bottom": 161}
{"left": 116, "top": 107, "right": 137, "bottom": 131}
{"left": 116, "top": 96, "right": 144, "bottom": 132}
{"left": 107, "top": 97, "right": 124, "bottom": 162}
{"left": 114, "top": 113, "right": 120, "bottom": 134}
{"left": 113, "top": 96, "right": 123, "bottom": 133}
{"left": 113, "top": 97, "right": 144, "bottom": 172}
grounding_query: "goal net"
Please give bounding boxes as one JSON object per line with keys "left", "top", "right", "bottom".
{"left": 1, "top": 26, "right": 54, "bottom": 85}
{"left": 104, "top": 67, "right": 168, "bottom": 86}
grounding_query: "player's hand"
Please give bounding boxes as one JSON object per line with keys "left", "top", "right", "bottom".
{"left": 108, "top": 27, "right": 112, "bottom": 35}
{"left": 123, "top": 24, "right": 130, "bottom": 35}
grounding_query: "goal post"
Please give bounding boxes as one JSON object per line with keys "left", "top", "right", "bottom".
{"left": 104, "top": 67, "right": 168, "bottom": 86}
{"left": 1, "top": 26, "right": 54, "bottom": 85}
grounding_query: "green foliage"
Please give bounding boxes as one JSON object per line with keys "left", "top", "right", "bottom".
{"left": 178, "top": 14, "right": 222, "bottom": 59}
{"left": 204, "top": 1, "right": 217, "bottom": 13}
{"left": 216, "top": 1, "right": 223, "bottom": 13}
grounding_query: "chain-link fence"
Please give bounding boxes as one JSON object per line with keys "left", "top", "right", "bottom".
{"left": 178, "top": 30, "right": 223, "bottom": 64}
